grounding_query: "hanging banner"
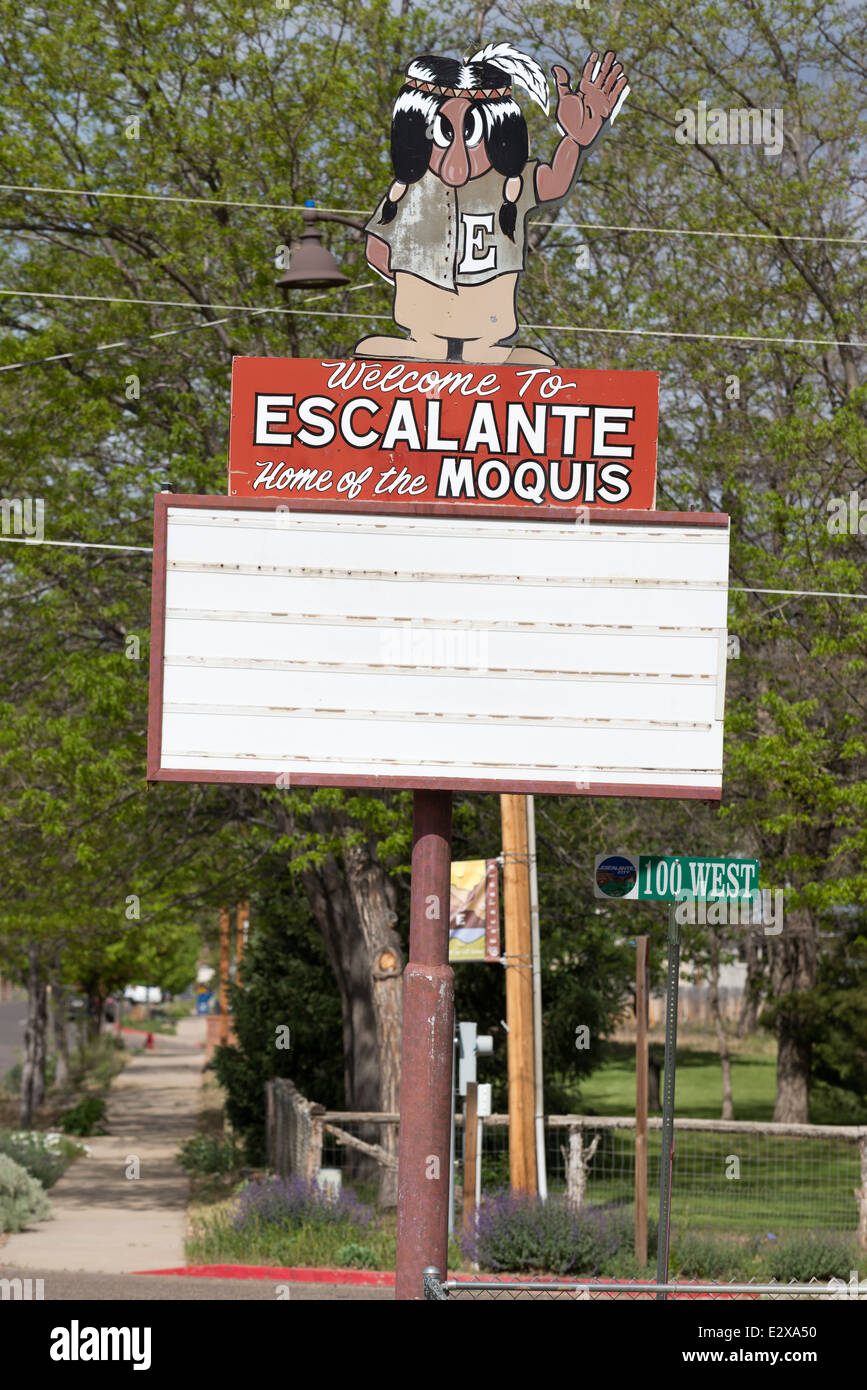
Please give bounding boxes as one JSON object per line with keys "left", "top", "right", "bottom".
{"left": 227, "top": 357, "right": 658, "bottom": 511}
{"left": 449, "top": 859, "right": 500, "bottom": 961}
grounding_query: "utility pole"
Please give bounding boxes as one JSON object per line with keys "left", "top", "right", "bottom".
{"left": 500, "top": 794, "right": 537, "bottom": 1193}
{"left": 219, "top": 906, "right": 231, "bottom": 1045}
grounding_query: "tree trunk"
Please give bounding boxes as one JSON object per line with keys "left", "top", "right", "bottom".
{"left": 708, "top": 928, "right": 734, "bottom": 1120}
{"left": 19, "top": 943, "right": 47, "bottom": 1128}
{"left": 299, "top": 810, "right": 404, "bottom": 1206}
{"left": 767, "top": 908, "right": 817, "bottom": 1123}
{"left": 343, "top": 839, "right": 402, "bottom": 1207}
{"left": 51, "top": 959, "right": 70, "bottom": 1088}
{"left": 86, "top": 987, "right": 104, "bottom": 1043}
{"left": 737, "top": 931, "right": 764, "bottom": 1037}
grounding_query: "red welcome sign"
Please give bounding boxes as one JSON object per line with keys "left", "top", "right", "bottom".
{"left": 228, "top": 357, "right": 658, "bottom": 510}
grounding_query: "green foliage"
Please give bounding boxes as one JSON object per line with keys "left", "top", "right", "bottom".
{"left": 0, "top": 1153, "right": 51, "bottom": 1232}
{"left": 0, "top": 1131, "right": 83, "bottom": 1189}
{"left": 187, "top": 1209, "right": 395, "bottom": 1271}
{"left": 671, "top": 1231, "right": 741, "bottom": 1280}
{"left": 765, "top": 1231, "right": 858, "bottom": 1283}
{"left": 59, "top": 1096, "right": 107, "bottom": 1137}
{"left": 69, "top": 1036, "right": 127, "bottom": 1090}
{"left": 212, "top": 854, "right": 343, "bottom": 1162}
{"left": 0, "top": 0, "right": 865, "bottom": 1128}
{"left": 335, "top": 1242, "right": 379, "bottom": 1269}
{"left": 176, "top": 1132, "right": 243, "bottom": 1178}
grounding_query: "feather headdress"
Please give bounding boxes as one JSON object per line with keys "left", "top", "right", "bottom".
{"left": 470, "top": 42, "right": 550, "bottom": 115}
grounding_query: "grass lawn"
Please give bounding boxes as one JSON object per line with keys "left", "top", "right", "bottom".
{"left": 575, "top": 1040, "right": 777, "bottom": 1121}
{"left": 539, "top": 1034, "right": 864, "bottom": 1238}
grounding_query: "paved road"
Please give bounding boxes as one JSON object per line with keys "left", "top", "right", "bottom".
{"left": 0, "top": 1268, "right": 393, "bottom": 1300}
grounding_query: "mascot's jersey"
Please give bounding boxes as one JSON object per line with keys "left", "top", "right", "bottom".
{"left": 367, "top": 162, "right": 540, "bottom": 291}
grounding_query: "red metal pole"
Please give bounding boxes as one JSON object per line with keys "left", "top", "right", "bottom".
{"left": 395, "top": 789, "right": 454, "bottom": 1301}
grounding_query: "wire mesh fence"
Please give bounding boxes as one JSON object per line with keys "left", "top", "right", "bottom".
{"left": 265, "top": 1082, "right": 867, "bottom": 1244}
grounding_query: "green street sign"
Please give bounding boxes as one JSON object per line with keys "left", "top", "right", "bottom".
{"left": 594, "top": 853, "right": 760, "bottom": 901}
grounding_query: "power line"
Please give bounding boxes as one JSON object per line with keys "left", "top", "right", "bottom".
{"left": 0, "top": 183, "right": 371, "bottom": 216}
{"left": 1, "top": 182, "right": 864, "bottom": 247}
{"left": 0, "top": 536, "right": 152, "bottom": 553}
{"left": 548, "top": 219, "right": 867, "bottom": 247}
{"left": 0, "top": 283, "right": 379, "bottom": 373}
{"left": 1, "top": 288, "right": 864, "bottom": 353}
{"left": 1, "top": 536, "right": 864, "bottom": 601}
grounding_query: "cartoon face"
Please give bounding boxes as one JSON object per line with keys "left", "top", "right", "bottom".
{"left": 427, "top": 96, "right": 492, "bottom": 186}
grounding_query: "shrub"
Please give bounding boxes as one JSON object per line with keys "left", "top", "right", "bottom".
{"left": 0, "top": 1154, "right": 51, "bottom": 1232}
{"left": 671, "top": 1231, "right": 740, "bottom": 1280}
{"left": 766, "top": 1231, "right": 856, "bottom": 1283}
{"left": 176, "top": 1132, "right": 243, "bottom": 1177}
{"left": 460, "top": 1192, "right": 632, "bottom": 1276}
{"left": 60, "top": 1096, "right": 107, "bottom": 1136}
{"left": 232, "top": 1175, "right": 375, "bottom": 1233}
{"left": 335, "top": 1242, "right": 378, "bottom": 1269}
{"left": 0, "top": 1131, "right": 83, "bottom": 1189}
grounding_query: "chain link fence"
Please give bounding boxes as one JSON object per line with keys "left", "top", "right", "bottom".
{"left": 422, "top": 1268, "right": 856, "bottom": 1300}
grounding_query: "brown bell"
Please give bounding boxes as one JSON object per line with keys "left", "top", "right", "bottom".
{"left": 276, "top": 208, "right": 350, "bottom": 291}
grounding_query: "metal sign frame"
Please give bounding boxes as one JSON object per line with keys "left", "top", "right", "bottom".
{"left": 147, "top": 493, "right": 729, "bottom": 798}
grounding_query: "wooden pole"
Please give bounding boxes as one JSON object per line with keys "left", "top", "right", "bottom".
{"left": 500, "top": 793, "right": 537, "bottom": 1193}
{"left": 235, "top": 900, "right": 248, "bottom": 988}
{"left": 395, "top": 790, "right": 454, "bottom": 1300}
{"left": 635, "top": 935, "right": 649, "bottom": 1264}
{"left": 219, "top": 905, "right": 231, "bottom": 1044}
{"left": 462, "top": 1081, "right": 478, "bottom": 1237}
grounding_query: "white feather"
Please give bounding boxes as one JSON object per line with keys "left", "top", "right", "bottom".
{"left": 470, "top": 41, "right": 550, "bottom": 114}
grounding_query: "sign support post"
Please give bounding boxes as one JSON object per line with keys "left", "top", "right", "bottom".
{"left": 635, "top": 934, "right": 649, "bottom": 1264}
{"left": 395, "top": 790, "right": 455, "bottom": 1300}
{"left": 656, "top": 902, "right": 681, "bottom": 1299}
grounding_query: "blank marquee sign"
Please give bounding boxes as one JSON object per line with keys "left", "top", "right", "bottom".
{"left": 147, "top": 494, "right": 731, "bottom": 799}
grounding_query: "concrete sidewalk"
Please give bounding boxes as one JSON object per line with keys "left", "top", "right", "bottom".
{"left": 1, "top": 1015, "right": 206, "bottom": 1274}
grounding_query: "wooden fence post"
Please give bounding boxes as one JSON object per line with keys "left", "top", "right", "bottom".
{"left": 307, "top": 1103, "right": 325, "bottom": 1183}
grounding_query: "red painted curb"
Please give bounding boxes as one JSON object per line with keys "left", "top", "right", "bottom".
{"left": 132, "top": 1264, "right": 396, "bottom": 1287}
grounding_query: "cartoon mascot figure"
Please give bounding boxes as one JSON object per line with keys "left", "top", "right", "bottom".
{"left": 356, "top": 44, "right": 628, "bottom": 366}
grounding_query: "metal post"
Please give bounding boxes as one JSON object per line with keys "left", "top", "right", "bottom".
{"left": 526, "top": 795, "right": 548, "bottom": 1201}
{"left": 447, "top": 1031, "right": 456, "bottom": 1236}
{"left": 635, "top": 935, "right": 649, "bottom": 1265}
{"left": 395, "top": 790, "right": 455, "bottom": 1301}
{"left": 656, "top": 903, "right": 681, "bottom": 1299}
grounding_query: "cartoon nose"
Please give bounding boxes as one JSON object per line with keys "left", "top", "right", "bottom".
{"left": 439, "top": 136, "right": 469, "bottom": 187}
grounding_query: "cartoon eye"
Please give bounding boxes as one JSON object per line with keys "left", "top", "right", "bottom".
{"left": 432, "top": 113, "right": 454, "bottom": 147}
{"left": 464, "top": 108, "right": 484, "bottom": 148}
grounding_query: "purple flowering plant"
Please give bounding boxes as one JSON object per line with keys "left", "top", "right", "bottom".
{"left": 232, "top": 1175, "right": 376, "bottom": 1233}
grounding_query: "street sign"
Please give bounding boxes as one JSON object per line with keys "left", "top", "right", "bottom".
{"left": 147, "top": 494, "right": 730, "bottom": 797}
{"left": 594, "top": 852, "right": 760, "bottom": 900}
{"left": 228, "top": 357, "right": 659, "bottom": 511}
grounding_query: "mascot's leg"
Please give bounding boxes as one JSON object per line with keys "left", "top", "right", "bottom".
{"left": 355, "top": 274, "right": 451, "bottom": 360}
{"left": 505, "top": 346, "right": 557, "bottom": 365}
{"left": 452, "top": 277, "right": 557, "bottom": 366}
